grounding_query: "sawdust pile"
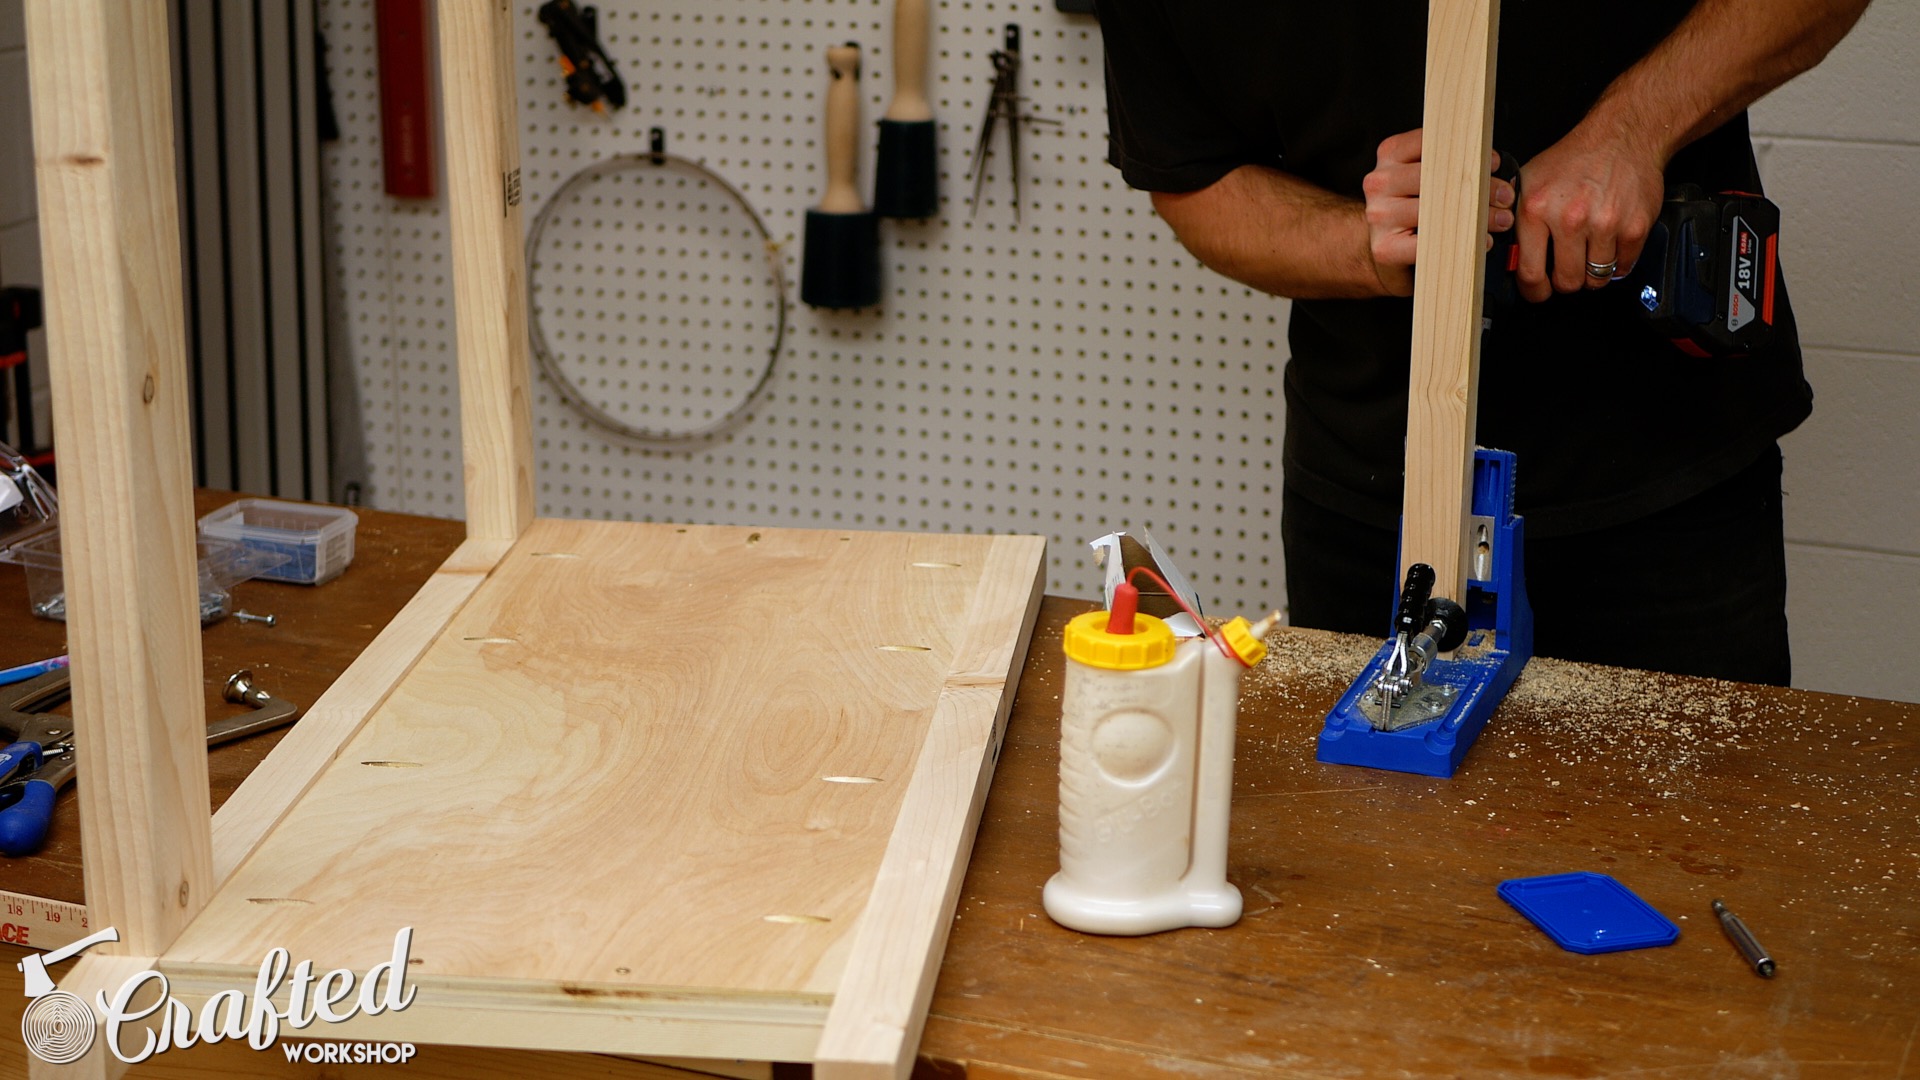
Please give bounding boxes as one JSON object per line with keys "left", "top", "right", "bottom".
{"left": 1236, "top": 627, "right": 1875, "bottom": 800}
{"left": 1240, "top": 627, "right": 1377, "bottom": 709}
{"left": 1501, "top": 656, "right": 1779, "bottom": 787}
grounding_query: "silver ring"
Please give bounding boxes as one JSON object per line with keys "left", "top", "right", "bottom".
{"left": 1585, "top": 259, "right": 1618, "bottom": 279}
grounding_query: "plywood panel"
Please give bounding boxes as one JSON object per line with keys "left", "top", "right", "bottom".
{"left": 210, "top": 538, "right": 515, "bottom": 880}
{"left": 161, "top": 519, "right": 1044, "bottom": 1062}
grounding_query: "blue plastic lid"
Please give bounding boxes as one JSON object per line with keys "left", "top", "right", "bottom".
{"left": 1497, "top": 872, "right": 1680, "bottom": 955}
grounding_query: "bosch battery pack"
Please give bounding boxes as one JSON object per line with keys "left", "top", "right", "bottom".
{"left": 1625, "top": 185, "right": 1781, "bottom": 358}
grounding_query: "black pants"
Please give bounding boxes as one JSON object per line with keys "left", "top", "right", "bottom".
{"left": 1282, "top": 446, "right": 1791, "bottom": 685}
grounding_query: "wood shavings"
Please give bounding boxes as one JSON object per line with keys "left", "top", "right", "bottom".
{"left": 1240, "top": 627, "right": 1378, "bottom": 709}
{"left": 1500, "top": 655, "right": 1791, "bottom": 793}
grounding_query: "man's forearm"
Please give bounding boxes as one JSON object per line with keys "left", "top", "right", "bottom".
{"left": 1150, "top": 165, "right": 1388, "bottom": 301}
{"left": 1585, "top": 0, "right": 1871, "bottom": 167}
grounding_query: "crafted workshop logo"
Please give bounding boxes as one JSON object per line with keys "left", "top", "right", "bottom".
{"left": 18, "top": 926, "right": 419, "bottom": 1064}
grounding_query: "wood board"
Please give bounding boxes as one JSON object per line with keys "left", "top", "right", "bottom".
{"left": 22, "top": 0, "right": 214, "bottom": 957}
{"left": 155, "top": 518, "right": 1045, "bottom": 1070}
{"left": 1400, "top": 0, "right": 1501, "bottom": 602}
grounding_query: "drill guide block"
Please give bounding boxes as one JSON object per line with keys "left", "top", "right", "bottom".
{"left": 1317, "top": 450, "right": 1534, "bottom": 777}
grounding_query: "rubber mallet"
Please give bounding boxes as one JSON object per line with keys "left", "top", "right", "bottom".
{"left": 801, "top": 43, "right": 882, "bottom": 309}
{"left": 873, "top": 0, "right": 938, "bottom": 218}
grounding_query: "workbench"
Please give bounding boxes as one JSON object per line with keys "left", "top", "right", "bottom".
{"left": 3, "top": 495, "right": 1916, "bottom": 1078}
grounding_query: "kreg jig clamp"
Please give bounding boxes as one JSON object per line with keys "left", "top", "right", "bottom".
{"left": 1317, "top": 450, "right": 1534, "bottom": 778}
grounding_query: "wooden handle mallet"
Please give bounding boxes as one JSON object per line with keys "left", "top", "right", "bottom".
{"left": 873, "top": 0, "right": 938, "bottom": 218}
{"left": 801, "top": 43, "right": 882, "bottom": 308}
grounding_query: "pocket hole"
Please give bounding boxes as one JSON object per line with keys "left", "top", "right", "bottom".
{"left": 822, "top": 775, "right": 883, "bottom": 784}
{"left": 247, "top": 897, "right": 314, "bottom": 906}
{"left": 878, "top": 644, "right": 931, "bottom": 652}
{"left": 361, "top": 760, "right": 424, "bottom": 769}
{"left": 531, "top": 552, "right": 582, "bottom": 559}
{"left": 911, "top": 561, "right": 962, "bottom": 569}
{"left": 463, "top": 636, "right": 518, "bottom": 644}
{"left": 762, "top": 914, "right": 831, "bottom": 925}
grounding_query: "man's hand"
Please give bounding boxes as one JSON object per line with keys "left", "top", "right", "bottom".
{"left": 1361, "top": 129, "right": 1516, "bottom": 298}
{"left": 1509, "top": 0, "right": 1869, "bottom": 303}
{"left": 1514, "top": 122, "right": 1666, "bottom": 302}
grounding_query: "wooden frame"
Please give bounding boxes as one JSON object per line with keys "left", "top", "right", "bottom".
{"left": 23, "top": 4, "right": 1045, "bottom": 1078}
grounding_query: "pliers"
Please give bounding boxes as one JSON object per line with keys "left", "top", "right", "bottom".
{"left": 0, "top": 668, "right": 301, "bottom": 857}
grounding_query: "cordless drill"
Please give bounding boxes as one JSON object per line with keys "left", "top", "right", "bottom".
{"left": 1485, "top": 155, "right": 1783, "bottom": 358}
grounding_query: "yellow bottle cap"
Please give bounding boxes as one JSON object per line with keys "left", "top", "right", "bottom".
{"left": 1219, "top": 615, "right": 1268, "bottom": 667}
{"left": 1063, "top": 609, "right": 1176, "bottom": 671}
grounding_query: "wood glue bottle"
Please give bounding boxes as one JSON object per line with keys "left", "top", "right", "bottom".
{"left": 1044, "top": 583, "right": 1273, "bottom": 935}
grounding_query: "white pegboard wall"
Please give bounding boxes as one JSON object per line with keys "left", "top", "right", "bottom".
{"left": 319, "top": 0, "right": 1291, "bottom": 614}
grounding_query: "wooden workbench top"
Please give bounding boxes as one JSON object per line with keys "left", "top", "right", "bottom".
{"left": 3, "top": 506, "right": 1915, "bottom": 1078}
{"left": 923, "top": 597, "right": 1920, "bottom": 1078}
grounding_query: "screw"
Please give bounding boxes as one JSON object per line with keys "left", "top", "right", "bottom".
{"left": 233, "top": 611, "right": 277, "bottom": 627}
{"left": 223, "top": 669, "right": 271, "bottom": 708}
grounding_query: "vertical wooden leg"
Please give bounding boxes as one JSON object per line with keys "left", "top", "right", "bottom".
{"left": 23, "top": 0, "right": 213, "bottom": 956}
{"left": 437, "top": 0, "right": 536, "bottom": 543}
{"left": 1402, "top": 0, "right": 1501, "bottom": 602}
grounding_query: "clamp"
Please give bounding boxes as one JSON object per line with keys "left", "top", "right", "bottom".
{"left": 537, "top": 0, "right": 627, "bottom": 113}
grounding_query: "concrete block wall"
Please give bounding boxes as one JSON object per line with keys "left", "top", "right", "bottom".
{"left": 1751, "top": 0, "right": 1920, "bottom": 703}
{"left": 0, "top": 0, "right": 50, "bottom": 450}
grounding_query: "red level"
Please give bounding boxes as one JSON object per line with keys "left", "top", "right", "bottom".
{"left": 376, "top": 0, "right": 435, "bottom": 199}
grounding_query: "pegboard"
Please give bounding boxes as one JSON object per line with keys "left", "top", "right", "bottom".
{"left": 318, "top": 0, "right": 1290, "bottom": 616}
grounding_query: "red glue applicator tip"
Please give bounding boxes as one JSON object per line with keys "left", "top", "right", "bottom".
{"left": 1106, "top": 581, "right": 1139, "bottom": 635}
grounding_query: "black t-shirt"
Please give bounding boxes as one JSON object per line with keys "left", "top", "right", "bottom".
{"left": 1095, "top": 0, "right": 1813, "bottom": 536}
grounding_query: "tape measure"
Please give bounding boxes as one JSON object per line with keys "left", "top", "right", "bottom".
{"left": 1, "top": 890, "right": 92, "bottom": 952}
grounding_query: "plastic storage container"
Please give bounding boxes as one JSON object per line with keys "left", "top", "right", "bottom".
{"left": 1, "top": 441, "right": 59, "bottom": 563}
{"left": 198, "top": 498, "right": 358, "bottom": 585}
{"left": 7, "top": 531, "right": 289, "bottom": 624}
